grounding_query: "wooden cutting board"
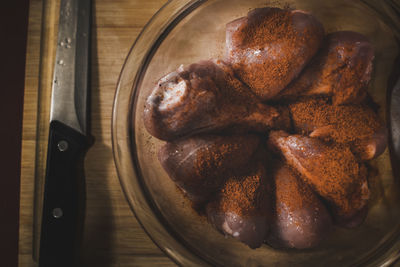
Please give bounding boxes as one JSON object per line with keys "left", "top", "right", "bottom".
{"left": 19, "top": 0, "right": 176, "bottom": 266}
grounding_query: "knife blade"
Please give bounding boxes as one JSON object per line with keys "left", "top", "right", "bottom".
{"left": 39, "top": 0, "right": 91, "bottom": 266}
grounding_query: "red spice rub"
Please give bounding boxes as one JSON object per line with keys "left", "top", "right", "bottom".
{"left": 195, "top": 142, "right": 240, "bottom": 178}
{"left": 289, "top": 98, "right": 380, "bottom": 137}
{"left": 288, "top": 97, "right": 386, "bottom": 159}
{"left": 278, "top": 31, "right": 374, "bottom": 105}
{"left": 226, "top": 8, "right": 324, "bottom": 100}
{"left": 310, "top": 144, "right": 368, "bottom": 216}
{"left": 217, "top": 167, "right": 266, "bottom": 217}
{"left": 289, "top": 98, "right": 331, "bottom": 133}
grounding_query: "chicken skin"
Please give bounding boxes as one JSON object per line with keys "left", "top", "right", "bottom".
{"left": 267, "top": 163, "right": 332, "bottom": 249}
{"left": 158, "top": 134, "right": 260, "bottom": 204}
{"left": 278, "top": 31, "right": 374, "bottom": 105}
{"left": 144, "top": 60, "right": 288, "bottom": 141}
{"left": 225, "top": 7, "right": 324, "bottom": 100}
{"left": 268, "top": 131, "right": 370, "bottom": 227}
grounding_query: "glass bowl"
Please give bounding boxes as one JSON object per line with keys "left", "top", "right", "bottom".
{"left": 112, "top": 0, "right": 400, "bottom": 266}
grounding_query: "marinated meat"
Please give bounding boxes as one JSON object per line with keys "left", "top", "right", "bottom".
{"left": 268, "top": 131, "right": 370, "bottom": 227}
{"left": 267, "top": 163, "right": 332, "bottom": 249}
{"left": 144, "top": 60, "right": 288, "bottom": 141}
{"left": 159, "top": 134, "right": 260, "bottom": 204}
{"left": 225, "top": 8, "right": 324, "bottom": 100}
{"left": 278, "top": 31, "right": 374, "bottom": 105}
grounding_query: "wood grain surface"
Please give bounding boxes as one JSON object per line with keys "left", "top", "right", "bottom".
{"left": 19, "top": 0, "right": 176, "bottom": 266}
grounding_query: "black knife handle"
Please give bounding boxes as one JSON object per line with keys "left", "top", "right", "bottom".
{"left": 39, "top": 121, "right": 88, "bottom": 267}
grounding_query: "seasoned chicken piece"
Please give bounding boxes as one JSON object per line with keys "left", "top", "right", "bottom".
{"left": 267, "top": 163, "right": 332, "bottom": 249}
{"left": 158, "top": 134, "right": 260, "bottom": 204}
{"left": 278, "top": 31, "right": 374, "bottom": 105}
{"left": 206, "top": 154, "right": 272, "bottom": 249}
{"left": 144, "top": 60, "right": 288, "bottom": 141}
{"left": 289, "top": 98, "right": 387, "bottom": 160}
{"left": 268, "top": 131, "right": 370, "bottom": 227}
{"left": 310, "top": 126, "right": 387, "bottom": 161}
{"left": 225, "top": 8, "right": 324, "bottom": 100}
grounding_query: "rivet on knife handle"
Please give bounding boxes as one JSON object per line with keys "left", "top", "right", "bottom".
{"left": 39, "top": 121, "right": 88, "bottom": 267}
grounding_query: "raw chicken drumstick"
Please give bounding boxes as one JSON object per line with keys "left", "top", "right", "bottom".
{"left": 289, "top": 98, "right": 387, "bottom": 160}
{"left": 267, "top": 163, "right": 332, "bottom": 249}
{"left": 158, "top": 134, "right": 260, "bottom": 205}
{"left": 268, "top": 131, "right": 370, "bottom": 227}
{"left": 144, "top": 60, "right": 288, "bottom": 141}
{"left": 225, "top": 7, "right": 324, "bottom": 100}
{"left": 206, "top": 152, "right": 272, "bottom": 249}
{"left": 278, "top": 31, "right": 374, "bottom": 105}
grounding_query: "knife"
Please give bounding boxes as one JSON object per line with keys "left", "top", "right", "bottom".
{"left": 38, "top": 0, "right": 91, "bottom": 266}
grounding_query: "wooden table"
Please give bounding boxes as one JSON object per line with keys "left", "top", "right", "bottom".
{"left": 19, "top": 0, "right": 176, "bottom": 266}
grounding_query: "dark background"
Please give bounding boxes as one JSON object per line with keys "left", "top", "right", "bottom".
{"left": 0, "top": 1, "right": 30, "bottom": 266}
